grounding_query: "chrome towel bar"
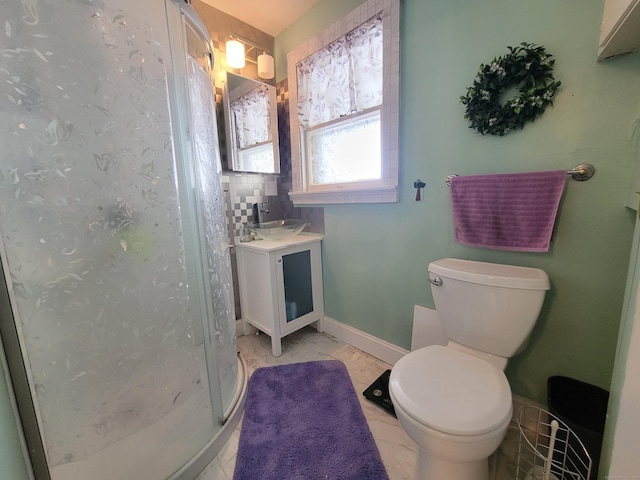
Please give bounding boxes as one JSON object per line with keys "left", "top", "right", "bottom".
{"left": 445, "top": 163, "right": 596, "bottom": 187}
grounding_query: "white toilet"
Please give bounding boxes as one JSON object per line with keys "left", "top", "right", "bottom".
{"left": 389, "top": 258, "right": 550, "bottom": 480}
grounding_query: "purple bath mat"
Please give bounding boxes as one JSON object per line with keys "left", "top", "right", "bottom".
{"left": 233, "top": 360, "right": 389, "bottom": 480}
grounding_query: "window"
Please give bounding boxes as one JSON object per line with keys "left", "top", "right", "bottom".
{"left": 306, "top": 109, "right": 381, "bottom": 185}
{"left": 287, "top": 0, "right": 400, "bottom": 204}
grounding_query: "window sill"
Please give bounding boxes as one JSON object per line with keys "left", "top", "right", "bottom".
{"left": 289, "top": 186, "right": 399, "bottom": 205}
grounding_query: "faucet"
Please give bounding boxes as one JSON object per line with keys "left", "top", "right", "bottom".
{"left": 253, "top": 202, "right": 269, "bottom": 224}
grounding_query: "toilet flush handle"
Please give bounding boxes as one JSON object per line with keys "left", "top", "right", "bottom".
{"left": 428, "top": 276, "right": 443, "bottom": 287}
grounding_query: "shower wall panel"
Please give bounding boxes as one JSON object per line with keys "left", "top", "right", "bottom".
{"left": 0, "top": 0, "right": 231, "bottom": 476}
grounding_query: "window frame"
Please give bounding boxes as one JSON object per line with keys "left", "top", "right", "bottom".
{"left": 287, "top": 0, "right": 400, "bottom": 205}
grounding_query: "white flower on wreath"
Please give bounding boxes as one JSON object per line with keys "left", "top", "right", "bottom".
{"left": 488, "top": 118, "right": 497, "bottom": 126}
{"left": 543, "top": 90, "right": 555, "bottom": 100}
{"left": 530, "top": 95, "right": 543, "bottom": 107}
{"left": 481, "top": 89, "right": 491, "bottom": 100}
{"left": 489, "top": 62, "right": 505, "bottom": 76}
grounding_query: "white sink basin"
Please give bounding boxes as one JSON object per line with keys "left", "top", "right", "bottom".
{"left": 248, "top": 219, "right": 309, "bottom": 241}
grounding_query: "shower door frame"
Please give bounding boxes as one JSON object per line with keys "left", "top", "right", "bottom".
{"left": 0, "top": 259, "right": 47, "bottom": 479}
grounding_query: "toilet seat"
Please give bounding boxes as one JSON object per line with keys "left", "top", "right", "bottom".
{"left": 390, "top": 345, "right": 512, "bottom": 436}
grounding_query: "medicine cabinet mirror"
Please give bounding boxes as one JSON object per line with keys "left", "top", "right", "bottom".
{"left": 223, "top": 72, "right": 280, "bottom": 173}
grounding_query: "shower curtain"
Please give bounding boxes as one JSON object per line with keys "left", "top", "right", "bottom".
{"left": 0, "top": 0, "right": 239, "bottom": 478}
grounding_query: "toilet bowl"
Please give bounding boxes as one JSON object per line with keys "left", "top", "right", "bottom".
{"left": 389, "top": 258, "right": 549, "bottom": 480}
{"left": 390, "top": 345, "right": 512, "bottom": 480}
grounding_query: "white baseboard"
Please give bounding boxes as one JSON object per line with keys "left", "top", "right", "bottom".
{"left": 236, "top": 316, "right": 409, "bottom": 365}
{"left": 323, "top": 316, "right": 409, "bottom": 366}
{"left": 235, "top": 319, "right": 247, "bottom": 337}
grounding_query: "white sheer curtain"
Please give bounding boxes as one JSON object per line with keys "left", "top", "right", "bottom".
{"left": 230, "top": 84, "right": 271, "bottom": 149}
{"left": 296, "top": 15, "right": 383, "bottom": 129}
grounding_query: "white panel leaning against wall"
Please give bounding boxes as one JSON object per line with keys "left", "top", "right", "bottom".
{"left": 287, "top": 0, "right": 401, "bottom": 205}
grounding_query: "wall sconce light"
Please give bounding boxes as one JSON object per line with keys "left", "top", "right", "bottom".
{"left": 257, "top": 52, "right": 275, "bottom": 79}
{"left": 227, "top": 34, "right": 275, "bottom": 79}
{"left": 225, "top": 39, "right": 245, "bottom": 69}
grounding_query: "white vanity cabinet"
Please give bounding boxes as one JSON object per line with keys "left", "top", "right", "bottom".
{"left": 235, "top": 234, "right": 324, "bottom": 357}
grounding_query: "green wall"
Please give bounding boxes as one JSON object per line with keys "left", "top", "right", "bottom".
{"left": 277, "top": 0, "right": 640, "bottom": 404}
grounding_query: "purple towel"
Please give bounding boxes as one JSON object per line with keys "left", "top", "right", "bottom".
{"left": 450, "top": 170, "right": 566, "bottom": 252}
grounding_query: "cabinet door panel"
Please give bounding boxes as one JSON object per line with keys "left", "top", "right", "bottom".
{"left": 282, "top": 250, "right": 314, "bottom": 322}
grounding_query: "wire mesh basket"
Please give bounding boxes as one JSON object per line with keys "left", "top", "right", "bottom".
{"left": 516, "top": 406, "right": 592, "bottom": 480}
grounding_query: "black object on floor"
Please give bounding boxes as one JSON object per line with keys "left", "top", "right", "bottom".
{"left": 363, "top": 369, "right": 396, "bottom": 417}
{"left": 548, "top": 376, "right": 609, "bottom": 480}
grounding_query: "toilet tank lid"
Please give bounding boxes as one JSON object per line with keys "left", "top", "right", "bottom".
{"left": 429, "top": 258, "right": 550, "bottom": 290}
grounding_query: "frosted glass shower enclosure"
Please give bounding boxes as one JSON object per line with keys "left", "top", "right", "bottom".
{"left": 0, "top": 1, "right": 244, "bottom": 479}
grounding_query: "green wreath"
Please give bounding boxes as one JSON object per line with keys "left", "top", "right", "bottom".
{"left": 460, "top": 43, "right": 561, "bottom": 136}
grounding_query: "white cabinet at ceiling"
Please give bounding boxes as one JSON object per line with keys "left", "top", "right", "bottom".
{"left": 598, "top": 0, "right": 640, "bottom": 60}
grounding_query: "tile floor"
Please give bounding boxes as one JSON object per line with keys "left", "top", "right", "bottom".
{"left": 196, "top": 326, "right": 520, "bottom": 480}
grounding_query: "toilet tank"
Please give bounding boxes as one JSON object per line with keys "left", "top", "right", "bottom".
{"left": 428, "top": 258, "right": 550, "bottom": 358}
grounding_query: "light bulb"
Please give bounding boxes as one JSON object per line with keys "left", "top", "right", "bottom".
{"left": 226, "top": 39, "right": 245, "bottom": 69}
